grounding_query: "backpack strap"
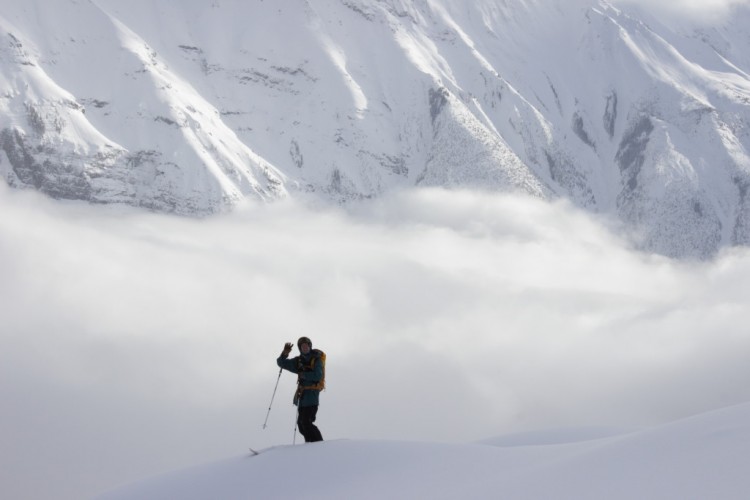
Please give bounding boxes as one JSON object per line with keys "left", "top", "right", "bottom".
{"left": 296, "top": 350, "right": 325, "bottom": 391}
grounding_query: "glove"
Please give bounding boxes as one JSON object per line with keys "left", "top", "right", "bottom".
{"left": 280, "top": 342, "right": 293, "bottom": 358}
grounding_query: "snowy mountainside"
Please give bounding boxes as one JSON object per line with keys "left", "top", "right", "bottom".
{"left": 96, "top": 402, "right": 750, "bottom": 500}
{"left": 1, "top": 0, "right": 749, "bottom": 257}
{"left": 0, "top": 0, "right": 286, "bottom": 213}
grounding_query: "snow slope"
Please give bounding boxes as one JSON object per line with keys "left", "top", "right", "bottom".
{"left": 0, "top": 0, "right": 286, "bottom": 213}
{"left": 96, "top": 402, "right": 750, "bottom": 500}
{"left": 1, "top": 0, "right": 750, "bottom": 257}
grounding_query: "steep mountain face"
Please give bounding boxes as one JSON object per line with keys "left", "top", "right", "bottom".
{"left": 1, "top": 0, "right": 749, "bottom": 258}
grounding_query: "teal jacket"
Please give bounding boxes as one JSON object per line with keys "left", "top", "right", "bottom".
{"left": 277, "top": 351, "right": 323, "bottom": 407}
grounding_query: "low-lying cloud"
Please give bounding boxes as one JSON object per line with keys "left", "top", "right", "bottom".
{"left": 612, "top": 0, "right": 749, "bottom": 23}
{"left": 2, "top": 184, "right": 750, "bottom": 499}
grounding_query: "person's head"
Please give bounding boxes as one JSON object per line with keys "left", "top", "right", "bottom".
{"left": 297, "top": 336, "right": 312, "bottom": 354}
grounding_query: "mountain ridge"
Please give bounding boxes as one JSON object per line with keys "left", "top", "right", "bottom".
{"left": 1, "top": 0, "right": 749, "bottom": 258}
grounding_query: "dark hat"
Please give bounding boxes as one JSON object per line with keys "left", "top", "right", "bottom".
{"left": 297, "top": 336, "right": 312, "bottom": 348}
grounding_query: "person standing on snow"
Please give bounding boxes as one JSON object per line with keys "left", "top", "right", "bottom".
{"left": 277, "top": 336, "right": 324, "bottom": 442}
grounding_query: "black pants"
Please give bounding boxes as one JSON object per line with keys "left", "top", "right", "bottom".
{"left": 297, "top": 405, "right": 323, "bottom": 442}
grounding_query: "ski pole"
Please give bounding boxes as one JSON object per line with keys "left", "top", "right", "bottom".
{"left": 293, "top": 404, "right": 299, "bottom": 445}
{"left": 262, "top": 367, "right": 283, "bottom": 429}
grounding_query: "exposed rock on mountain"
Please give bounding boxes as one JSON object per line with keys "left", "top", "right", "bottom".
{"left": 1, "top": 0, "right": 749, "bottom": 258}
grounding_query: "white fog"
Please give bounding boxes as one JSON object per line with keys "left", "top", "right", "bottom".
{"left": 2, "top": 184, "right": 749, "bottom": 499}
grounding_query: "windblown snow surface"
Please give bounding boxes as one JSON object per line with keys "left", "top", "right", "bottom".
{"left": 97, "top": 403, "right": 750, "bottom": 500}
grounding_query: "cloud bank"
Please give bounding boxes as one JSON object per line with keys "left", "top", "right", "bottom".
{"left": 612, "top": 0, "right": 750, "bottom": 23}
{"left": 1, "top": 184, "right": 750, "bottom": 499}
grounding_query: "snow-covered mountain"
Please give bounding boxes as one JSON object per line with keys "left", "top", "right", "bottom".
{"left": 1, "top": 0, "right": 749, "bottom": 258}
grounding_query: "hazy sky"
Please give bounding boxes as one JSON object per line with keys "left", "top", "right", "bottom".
{"left": 2, "top": 184, "right": 750, "bottom": 499}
